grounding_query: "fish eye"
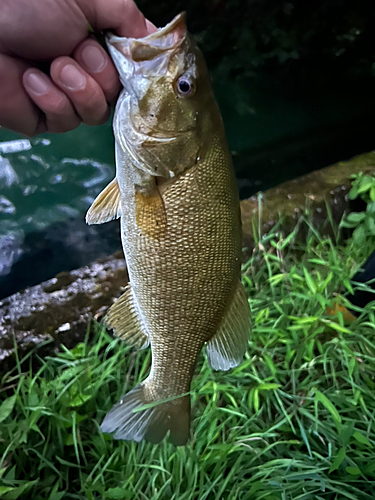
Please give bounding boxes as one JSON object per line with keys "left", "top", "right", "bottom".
{"left": 176, "top": 77, "right": 194, "bottom": 97}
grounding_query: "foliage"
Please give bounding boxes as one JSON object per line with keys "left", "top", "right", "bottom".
{"left": 139, "top": 0, "right": 375, "bottom": 79}
{"left": 1, "top": 221, "right": 375, "bottom": 499}
{"left": 341, "top": 172, "right": 375, "bottom": 247}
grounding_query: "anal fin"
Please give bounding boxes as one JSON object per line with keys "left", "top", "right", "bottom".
{"left": 206, "top": 280, "right": 251, "bottom": 371}
{"left": 86, "top": 178, "right": 122, "bottom": 225}
{"left": 105, "top": 284, "right": 149, "bottom": 350}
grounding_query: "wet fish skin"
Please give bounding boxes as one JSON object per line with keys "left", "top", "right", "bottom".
{"left": 86, "top": 13, "right": 251, "bottom": 445}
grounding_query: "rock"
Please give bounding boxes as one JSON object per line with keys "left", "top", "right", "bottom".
{"left": 1, "top": 150, "right": 375, "bottom": 366}
{"left": 241, "top": 151, "right": 375, "bottom": 254}
{"left": 0, "top": 215, "right": 122, "bottom": 300}
{"left": 0, "top": 251, "right": 127, "bottom": 366}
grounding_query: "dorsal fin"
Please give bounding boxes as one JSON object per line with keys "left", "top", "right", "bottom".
{"left": 86, "top": 178, "right": 122, "bottom": 225}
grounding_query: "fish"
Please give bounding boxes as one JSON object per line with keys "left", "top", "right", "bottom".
{"left": 86, "top": 12, "right": 251, "bottom": 446}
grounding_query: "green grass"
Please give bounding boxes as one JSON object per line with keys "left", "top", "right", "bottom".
{"left": 2, "top": 220, "right": 375, "bottom": 499}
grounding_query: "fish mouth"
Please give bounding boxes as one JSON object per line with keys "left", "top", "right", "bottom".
{"left": 131, "top": 123, "right": 192, "bottom": 146}
{"left": 146, "top": 128, "right": 193, "bottom": 139}
{"left": 106, "top": 12, "right": 187, "bottom": 64}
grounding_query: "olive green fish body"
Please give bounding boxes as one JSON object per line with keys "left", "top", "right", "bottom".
{"left": 86, "top": 13, "right": 251, "bottom": 445}
{"left": 122, "top": 133, "right": 241, "bottom": 394}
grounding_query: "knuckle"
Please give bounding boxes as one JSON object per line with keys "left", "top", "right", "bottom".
{"left": 47, "top": 114, "right": 81, "bottom": 133}
{"left": 95, "top": 108, "right": 111, "bottom": 125}
{"left": 48, "top": 121, "right": 79, "bottom": 133}
{"left": 102, "top": 75, "right": 121, "bottom": 102}
{"left": 76, "top": 89, "right": 109, "bottom": 124}
{"left": 50, "top": 56, "right": 71, "bottom": 75}
{"left": 48, "top": 95, "right": 72, "bottom": 116}
{"left": 82, "top": 108, "right": 110, "bottom": 126}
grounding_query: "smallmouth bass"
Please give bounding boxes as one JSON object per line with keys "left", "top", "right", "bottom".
{"left": 86, "top": 13, "right": 251, "bottom": 445}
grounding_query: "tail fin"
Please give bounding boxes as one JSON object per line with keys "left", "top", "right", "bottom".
{"left": 101, "top": 382, "right": 190, "bottom": 446}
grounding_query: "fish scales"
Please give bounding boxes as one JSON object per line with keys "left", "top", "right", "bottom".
{"left": 86, "top": 13, "right": 251, "bottom": 445}
{"left": 123, "top": 134, "right": 240, "bottom": 395}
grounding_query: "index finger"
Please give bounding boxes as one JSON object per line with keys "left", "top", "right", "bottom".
{"left": 73, "top": 39, "right": 121, "bottom": 106}
{"left": 0, "top": 53, "right": 41, "bottom": 136}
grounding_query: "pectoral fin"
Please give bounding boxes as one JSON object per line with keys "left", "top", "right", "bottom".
{"left": 206, "top": 281, "right": 251, "bottom": 371}
{"left": 135, "top": 184, "right": 167, "bottom": 239}
{"left": 86, "top": 178, "right": 122, "bottom": 225}
{"left": 105, "top": 284, "right": 149, "bottom": 350}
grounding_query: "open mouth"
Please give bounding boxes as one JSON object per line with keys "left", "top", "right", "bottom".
{"left": 106, "top": 12, "right": 187, "bottom": 54}
{"left": 105, "top": 12, "right": 188, "bottom": 81}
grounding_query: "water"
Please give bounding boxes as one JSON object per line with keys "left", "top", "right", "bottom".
{"left": 0, "top": 124, "right": 113, "bottom": 239}
{"left": 1, "top": 62, "right": 375, "bottom": 298}
{"left": 0, "top": 122, "right": 118, "bottom": 297}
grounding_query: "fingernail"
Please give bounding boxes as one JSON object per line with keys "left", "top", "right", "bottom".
{"left": 24, "top": 71, "right": 50, "bottom": 95}
{"left": 59, "top": 64, "right": 86, "bottom": 90}
{"left": 146, "top": 20, "right": 158, "bottom": 34}
{"left": 81, "top": 45, "right": 107, "bottom": 73}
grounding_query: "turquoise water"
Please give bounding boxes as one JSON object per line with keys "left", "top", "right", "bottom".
{"left": 0, "top": 123, "right": 116, "bottom": 292}
{"left": 0, "top": 123, "right": 114, "bottom": 239}
{"left": 0, "top": 122, "right": 114, "bottom": 241}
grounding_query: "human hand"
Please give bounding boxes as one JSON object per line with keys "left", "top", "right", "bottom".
{"left": 0, "top": 0, "right": 156, "bottom": 136}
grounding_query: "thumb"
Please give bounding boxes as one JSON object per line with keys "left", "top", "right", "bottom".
{"left": 79, "top": 0, "right": 157, "bottom": 38}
